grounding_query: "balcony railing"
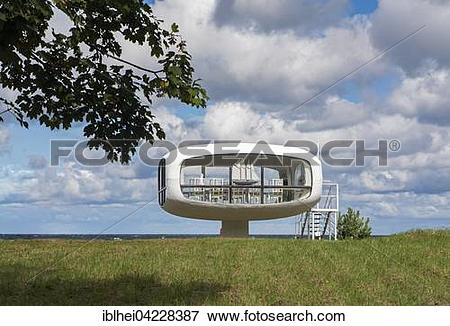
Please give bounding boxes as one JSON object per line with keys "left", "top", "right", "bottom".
{"left": 180, "top": 180, "right": 311, "bottom": 205}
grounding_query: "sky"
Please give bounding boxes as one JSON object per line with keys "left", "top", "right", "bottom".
{"left": 1, "top": 0, "right": 450, "bottom": 235}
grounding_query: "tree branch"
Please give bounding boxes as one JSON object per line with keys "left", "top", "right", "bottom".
{"left": 0, "top": 108, "right": 12, "bottom": 116}
{"left": 31, "top": 51, "right": 46, "bottom": 66}
{"left": 106, "top": 53, "right": 163, "bottom": 77}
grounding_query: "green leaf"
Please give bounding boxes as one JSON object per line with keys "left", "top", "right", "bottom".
{"left": 0, "top": 0, "right": 208, "bottom": 164}
{"left": 171, "top": 23, "right": 179, "bottom": 33}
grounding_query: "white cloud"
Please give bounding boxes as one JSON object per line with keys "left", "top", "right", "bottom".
{"left": 201, "top": 101, "right": 296, "bottom": 141}
{"left": 0, "top": 128, "right": 9, "bottom": 150}
{"left": 344, "top": 191, "right": 450, "bottom": 219}
{"left": 3, "top": 0, "right": 450, "bottom": 233}
{"left": 370, "top": 0, "right": 450, "bottom": 72}
{"left": 359, "top": 170, "right": 410, "bottom": 192}
{"left": 153, "top": 107, "right": 202, "bottom": 141}
{"left": 0, "top": 162, "right": 157, "bottom": 206}
{"left": 389, "top": 66, "right": 450, "bottom": 125}
{"left": 153, "top": 0, "right": 376, "bottom": 105}
{"left": 213, "top": 0, "right": 349, "bottom": 34}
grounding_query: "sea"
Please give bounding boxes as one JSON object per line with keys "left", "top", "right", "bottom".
{"left": 0, "top": 234, "right": 388, "bottom": 240}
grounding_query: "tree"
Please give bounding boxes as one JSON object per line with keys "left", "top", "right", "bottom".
{"left": 0, "top": 0, "right": 208, "bottom": 163}
{"left": 337, "top": 207, "right": 372, "bottom": 239}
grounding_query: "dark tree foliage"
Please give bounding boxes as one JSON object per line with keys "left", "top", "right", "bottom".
{"left": 337, "top": 207, "right": 372, "bottom": 239}
{"left": 0, "top": 0, "right": 208, "bottom": 162}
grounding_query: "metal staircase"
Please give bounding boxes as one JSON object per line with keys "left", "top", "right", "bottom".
{"left": 295, "top": 181, "right": 339, "bottom": 240}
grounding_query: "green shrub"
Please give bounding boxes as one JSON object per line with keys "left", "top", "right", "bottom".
{"left": 337, "top": 208, "right": 372, "bottom": 239}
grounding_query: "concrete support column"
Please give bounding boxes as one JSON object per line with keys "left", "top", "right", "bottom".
{"left": 220, "top": 219, "right": 249, "bottom": 237}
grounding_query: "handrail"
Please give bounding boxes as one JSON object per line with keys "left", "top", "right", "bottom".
{"left": 300, "top": 213, "right": 309, "bottom": 236}
{"left": 323, "top": 184, "right": 333, "bottom": 209}
{"left": 322, "top": 211, "right": 331, "bottom": 238}
{"left": 295, "top": 183, "right": 339, "bottom": 240}
{"left": 180, "top": 184, "right": 311, "bottom": 189}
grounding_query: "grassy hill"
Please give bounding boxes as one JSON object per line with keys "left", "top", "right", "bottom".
{"left": 0, "top": 230, "right": 448, "bottom": 305}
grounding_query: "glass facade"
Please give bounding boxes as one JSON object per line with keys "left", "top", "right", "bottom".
{"left": 158, "top": 158, "right": 166, "bottom": 206}
{"left": 180, "top": 154, "right": 311, "bottom": 204}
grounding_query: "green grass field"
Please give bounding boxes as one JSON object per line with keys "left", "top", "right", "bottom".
{"left": 0, "top": 230, "right": 448, "bottom": 305}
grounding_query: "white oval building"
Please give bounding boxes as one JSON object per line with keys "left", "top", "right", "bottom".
{"left": 158, "top": 142, "right": 322, "bottom": 236}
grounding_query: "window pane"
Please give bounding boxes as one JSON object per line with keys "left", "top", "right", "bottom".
{"left": 180, "top": 154, "right": 311, "bottom": 204}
